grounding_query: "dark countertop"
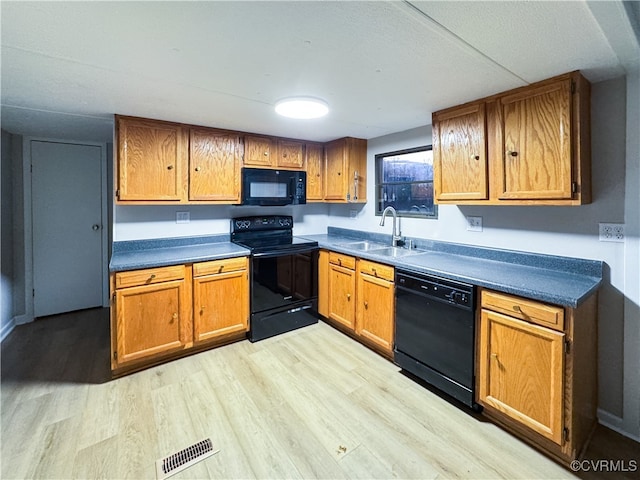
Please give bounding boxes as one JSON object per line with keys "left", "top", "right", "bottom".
{"left": 109, "top": 229, "right": 602, "bottom": 308}
{"left": 109, "top": 235, "right": 250, "bottom": 272}
{"left": 300, "top": 229, "right": 602, "bottom": 308}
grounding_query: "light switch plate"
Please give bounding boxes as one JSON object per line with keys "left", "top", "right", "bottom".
{"left": 176, "top": 211, "right": 190, "bottom": 224}
{"left": 466, "top": 216, "right": 483, "bottom": 232}
{"left": 599, "top": 223, "right": 624, "bottom": 242}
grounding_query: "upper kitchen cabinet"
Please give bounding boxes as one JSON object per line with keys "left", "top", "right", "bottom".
{"left": 305, "top": 142, "right": 324, "bottom": 201}
{"left": 116, "top": 116, "right": 188, "bottom": 202}
{"left": 433, "top": 101, "right": 488, "bottom": 201}
{"left": 189, "top": 128, "right": 241, "bottom": 202}
{"left": 243, "top": 136, "right": 305, "bottom": 170}
{"left": 324, "top": 137, "right": 367, "bottom": 203}
{"left": 276, "top": 139, "right": 305, "bottom": 169}
{"left": 433, "top": 71, "right": 591, "bottom": 206}
{"left": 243, "top": 135, "right": 274, "bottom": 167}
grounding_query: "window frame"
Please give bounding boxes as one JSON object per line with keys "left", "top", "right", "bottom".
{"left": 374, "top": 145, "right": 438, "bottom": 219}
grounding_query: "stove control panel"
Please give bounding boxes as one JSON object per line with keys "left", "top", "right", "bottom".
{"left": 232, "top": 215, "right": 294, "bottom": 232}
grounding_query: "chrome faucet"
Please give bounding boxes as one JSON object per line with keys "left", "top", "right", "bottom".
{"left": 380, "top": 206, "right": 402, "bottom": 247}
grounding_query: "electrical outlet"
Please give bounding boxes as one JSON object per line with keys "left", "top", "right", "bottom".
{"left": 599, "top": 223, "right": 625, "bottom": 242}
{"left": 349, "top": 210, "right": 358, "bottom": 219}
{"left": 466, "top": 216, "right": 483, "bottom": 232}
{"left": 176, "top": 211, "right": 190, "bottom": 224}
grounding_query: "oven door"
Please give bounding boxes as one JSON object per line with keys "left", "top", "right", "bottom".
{"left": 249, "top": 248, "right": 318, "bottom": 341}
{"left": 251, "top": 248, "right": 318, "bottom": 313}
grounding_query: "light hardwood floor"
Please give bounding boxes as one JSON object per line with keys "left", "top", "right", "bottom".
{"left": 1, "top": 308, "right": 638, "bottom": 479}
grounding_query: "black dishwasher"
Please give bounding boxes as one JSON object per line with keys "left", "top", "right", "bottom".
{"left": 394, "top": 270, "right": 479, "bottom": 409}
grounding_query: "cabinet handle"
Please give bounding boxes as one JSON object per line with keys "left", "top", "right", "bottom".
{"left": 491, "top": 353, "right": 498, "bottom": 359}
{"left": 506, "top": 150, "right": 518, "bottom": 157}
{"left": 195, "top": 166, "right": 201, "bottom": 172}
{"left": 149, "top": 274, "right": 156, "bottom": 280}
{"left": 364, "top": 301, "right": 368, "bottom": 309}
{"left": 372, "top": 268, "right": 377, "bottom": 275}
{"left": 171, "top": 313, "right": 178, "bottom": 323}
{"left": 264, "top": 151, "right": 269, "bottom": 156}
{"left": 200, "top": 306, "right": 205, "bottom": 314}
{"left": 316, "top": 173, "right": 320, "bottom": 177}
{"left": 347, "top": 293, "right": 351, "bottom": 300}
{"left": 218, "top": 266, "right": 224, "bottom": 273}
{"left": 167, "top": 165, "right": 174, "bottom": 170}
{"left": 337, "top": 172, "right": 341, "bottom": 176}
{"left": 513, "top": 305, "right": 522, "bottom": 312}
{"left": 283, "top": 153, "right": 287, "bottom": 158}
{"left": 471, "top": 154, "right": 480, "bottom": 160}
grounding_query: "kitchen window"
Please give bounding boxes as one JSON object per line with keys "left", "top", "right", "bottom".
{"left": 375, "top": 145, "right": 437, "bottom": 218}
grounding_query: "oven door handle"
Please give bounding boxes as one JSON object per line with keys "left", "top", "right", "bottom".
{"left": 252, "top": 246, "right": 318, "bottom": 258}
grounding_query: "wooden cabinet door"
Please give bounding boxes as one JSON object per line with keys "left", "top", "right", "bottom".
{"left": 244, "top": 135, "right": 274, "bottom": 167}
{"left": 498, "top": 80, "right": 572, "bottom": 199}
{"left": 356, "top": 271, "right": 394, "bottom": 354}
{"left": 324, "top": 139, "right": 347, "bottom": 201}
{"left": 116, "top": 116, "right": 186, "bottom": 201}
{"left": 193, "top": 269, "right": 248, "bottom": 344}
{"left": 433, "top": 102, "right": 488, "bottom": 201}
{"left": 189, "top": 128, "right": 240, "bottom": 202}
{"left": 328, "top": 263, "right": 356, "bottom": 330}
{"left": 277, "top": 140, "right": 305, "bottom": 169}
{"left": 479, "top": 309, "right": 565, "bottom": 445}
{"left": 115, "top": 279, "right": 190, "bottom": 366}
{"left": 306, "top": 143, "right": 324, "bottom": 201}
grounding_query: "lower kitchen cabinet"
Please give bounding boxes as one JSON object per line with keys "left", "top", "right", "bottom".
{"left": 192, "top": 257, "right": 249, "bottom": 345}
{"left": 477, "top": 288, "right": 598, "bottom": 464}
{"left": 112, "top": 265, "right": 191, "bottom": 369}
{"left": 356, "top": 259, "right": 395, "bottom": 355}
{"left": 320, "top": 250, "right": 395, "bottom": 357}
{"left": 327, "top": 252, "right": 357, "bottom": 330}
{"left": 111, "top": 257, "right": 249, "bottom": 375}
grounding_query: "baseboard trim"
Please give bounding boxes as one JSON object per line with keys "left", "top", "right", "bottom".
{"left": 598, "top": 409, "right": 640, "bottom": 442}
{"left": 0, "top": 318, "right": 16, "bottom": 343}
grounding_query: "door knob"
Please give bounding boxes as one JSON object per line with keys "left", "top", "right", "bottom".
{"left": 92, "top": 224, "right": 100, "bottom": 231}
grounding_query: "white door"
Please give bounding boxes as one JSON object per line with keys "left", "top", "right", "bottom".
{"left": 32, "top": 141, "right": 103, "bottom": 317}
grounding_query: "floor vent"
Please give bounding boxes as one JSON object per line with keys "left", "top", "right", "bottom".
{"left": 156, "top": 438, "right": 219, "bottom": 479}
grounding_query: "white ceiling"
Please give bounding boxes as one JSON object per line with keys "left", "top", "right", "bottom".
{"left": 1, "top": 1, "right": 638, "bottom": 143}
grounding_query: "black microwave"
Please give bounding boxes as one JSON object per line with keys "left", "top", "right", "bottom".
{"left": 240, "top": 167, "right": 307, "bottom": 206}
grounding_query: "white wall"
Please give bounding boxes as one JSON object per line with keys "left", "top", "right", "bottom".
{"left": 1, "top": 130, "right": 12, "bottom": 340}
{"left": 330, "top": 75, "right": 638, "bottom": 438}
{"left": 114, "top": 203, "right": 330, "bottom": 241}
{"left": 622, "top": 69, "right": 640, "bottom": 440}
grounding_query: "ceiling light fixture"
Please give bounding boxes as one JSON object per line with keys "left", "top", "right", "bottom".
{"left": 275, "top": 97, "right": 329, "bottom": 119}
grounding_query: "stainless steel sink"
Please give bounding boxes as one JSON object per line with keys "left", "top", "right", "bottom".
{"left": 371, "top": 247, "right": 417, "bottom": 257}
{"left": 338, "top": 241, "right": 387, "bottom": 251}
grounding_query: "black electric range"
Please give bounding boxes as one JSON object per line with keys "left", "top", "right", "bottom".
{"left": 231, "top": 215, "right": 319, "bottom": 341}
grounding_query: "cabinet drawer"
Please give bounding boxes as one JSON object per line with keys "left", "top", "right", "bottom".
{"left": 329, "top": 252, "right": 356, "bottom": 270}
{"left": 358, "top": 259, "right": 394, "bottom": 282}
{"left": 481, "top": 289, "right": 564, "bottom": 331}
{"left": 193, "top": 257, "right": 248, "bottom": 277}
{"left": 115, "top": 265, "right": 185, "bottom": 289}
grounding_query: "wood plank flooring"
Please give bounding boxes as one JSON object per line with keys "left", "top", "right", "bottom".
{"left": 1, "top": 308, "right": 638, "bottom": 479}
